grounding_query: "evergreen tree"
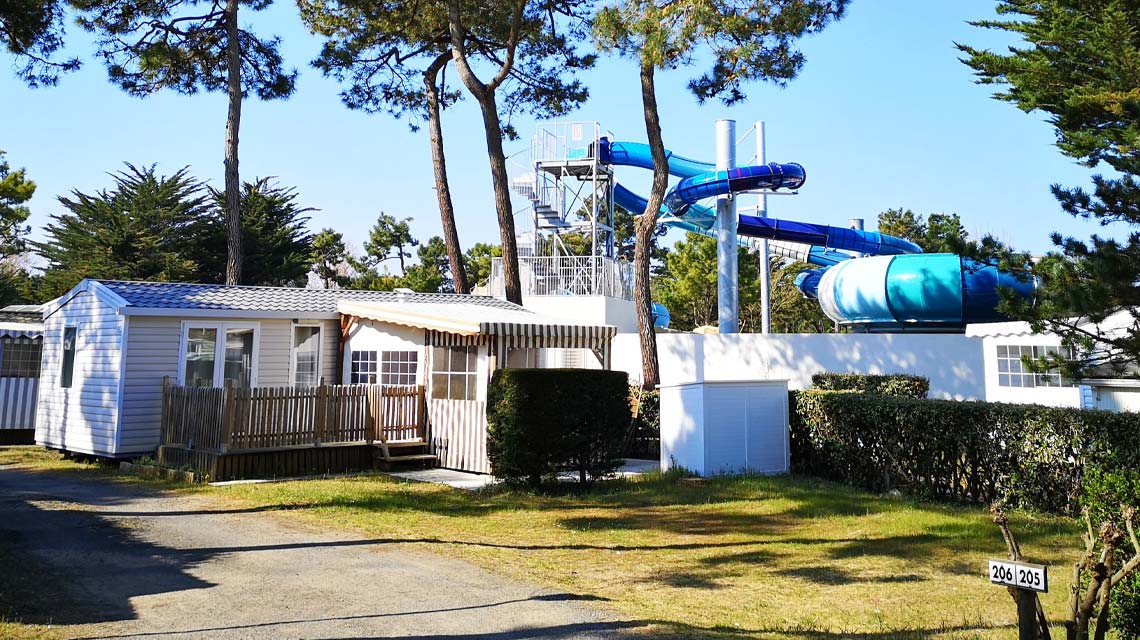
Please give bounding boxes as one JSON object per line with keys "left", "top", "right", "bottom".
{"left": 463, "top": 242, "right": 501, "bottom": 288}
{"left": 655, "top": 233, "right": 761, "bottom": 331}
{"left": 595, "top": 0, "right": 849, "bottom": 387}
{"left": 0, "top": 151, "right": 34, "bottom": 261}
{"left": 311, "top": 227, "right": 350, "bottom": 289}
{"left": 877, "top": 208, "right": 970, "bottom": 254}
{"left": 445, "top": 0, "right": 595, "bottom": 304}
{"left": 33, "top": 164, "right": 214, "bottom": 298}
{"left": 197, "top": 178, "right": 315, "bottom": 287}
{"left": 300, "top": 0, "right": 469, "bottom": 293}
{"left": 351, "top": 212, "right": 418, "bottom": 277}
{"left": 74, "top": 0, "right": 297, "bottom": 284}
{"left": 959, "top": 1, "right": 1140, "bottom": 375}
{"left": 1, "top": 0, "right": 79, "bottom": 85}
{"left": 767, "top": 258, "right": 835, "bottom": 333}
{"left": 402, "top": 236, "right": 452, "bottom": 293}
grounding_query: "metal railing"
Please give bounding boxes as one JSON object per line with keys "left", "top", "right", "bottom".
{"left": 489, "top": 255, "right": 634, "bottom": 299}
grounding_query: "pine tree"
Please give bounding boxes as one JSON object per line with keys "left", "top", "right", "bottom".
{"left": 74, "top": 0, "right": 297, "bottom": 284}
{"left": 0, "top": 151, "right": 34, "bottom": 260}
{"left": 1, "top": 1, "right": 79, "bottom": 85}
{"left": 311, "top": 228, "right": 350, "bottom": 289}
{"left": 595, "top": 0, "right": 849, "bottom": 387}
{"left": 959, "top": 0, "right": 1140, "bottom": 375}
{"left": 444, "top": 0, "right": 594, "bottom": 304}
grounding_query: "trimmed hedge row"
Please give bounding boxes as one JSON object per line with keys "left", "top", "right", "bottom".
{"left": 487, "top": 368, "right": 631, "bottom": 486}
{"left": 791, "top": 390, "right": 1140, "bottom": 514}
{"left": 811, "top": 372, "right": 930, "bottom": 398}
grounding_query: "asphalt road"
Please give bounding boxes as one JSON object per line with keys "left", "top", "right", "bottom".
{"left": 0, "top": 465, "right": 642, "bottom": 640}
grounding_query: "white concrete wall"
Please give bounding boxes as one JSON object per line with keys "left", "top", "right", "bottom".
{"left": 521, "top": 295, "right": 638, "bottom": 333}
{"left": 36, "top": 290, "right": 124, "bottom": 456}
{"left": 614, "top": 332, "right": 986, "bottom": 400}
{"left": 978, "top": 334, "right": 1081, "bottom": 408}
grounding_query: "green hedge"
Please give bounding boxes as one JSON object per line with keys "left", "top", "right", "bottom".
{"left": 487, "top": 368, "right": 631, "bottom": 486}
{"left": 811, "top": 372, "right": 930, "bottom": 398}
{"left": 791, "top": 391, "right": 1140, "bottom": 514}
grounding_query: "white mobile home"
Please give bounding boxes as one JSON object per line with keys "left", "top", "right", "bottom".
{"left": 36, "top": 280, "right": 616, "bottom": 472}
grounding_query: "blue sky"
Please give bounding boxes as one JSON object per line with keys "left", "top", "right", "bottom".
{"left": 0, "top": 0, "right": 1115, "bottom": 263}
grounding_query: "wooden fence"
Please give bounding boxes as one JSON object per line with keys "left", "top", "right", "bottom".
{"left": 161, "top": 379, "right": 426, "bottom": 453}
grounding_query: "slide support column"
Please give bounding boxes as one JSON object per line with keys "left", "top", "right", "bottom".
{"left": 716, "top": 119, "right": 739, "bottom": 334}
{"left": 757, "top": 120, "right": 771, "bottom": 334}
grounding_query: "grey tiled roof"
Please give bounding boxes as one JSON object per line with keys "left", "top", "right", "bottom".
{"left": 96, "top": 280, "right": 523, "bottom": 314}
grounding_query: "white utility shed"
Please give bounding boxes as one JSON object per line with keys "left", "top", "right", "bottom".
{"left": 659, "top": 380, "right": 790, "bottom": 477}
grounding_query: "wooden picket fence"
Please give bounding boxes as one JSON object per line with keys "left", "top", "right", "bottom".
{"left": 160, "top": 378, "right": 426, "bottom": 453}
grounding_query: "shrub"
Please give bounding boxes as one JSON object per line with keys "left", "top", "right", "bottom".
{"left": 790, "top": 390, "right": 1140, "bottom": 514}
{"left": 487, "top": 368, "right": 630, "bottom": 486}
{"left": 626, "top": 387, "right": 660, "bottom": 459}
{"left": 811, "top": 372, "right": 930, "bottom": 398}
{"left": 1082, "top": 467, "right": 1140, "bottom": 638}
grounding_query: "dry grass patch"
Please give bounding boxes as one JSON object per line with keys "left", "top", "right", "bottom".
{"left": 0, "top": 447, "right": 1083, "bottom": 639}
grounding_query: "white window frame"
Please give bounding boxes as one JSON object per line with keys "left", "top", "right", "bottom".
{"left": 289, "top": 322, "right": 324, "bottom": 387}
{"left": 177, "top": 321, "right": 261, "bottom": 387}
{"left": 380, "top": 350, "right": 420, "bottom": 387}
{"left": 430, "top": 345, "right": 479, "bottom": 401}
{"left": 995, "top": 343, "right": 1073, "bottom": 388}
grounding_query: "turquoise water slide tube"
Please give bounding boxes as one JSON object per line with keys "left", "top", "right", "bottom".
{"left": 597, "top": 138, "right": 1035, "bottom": 328}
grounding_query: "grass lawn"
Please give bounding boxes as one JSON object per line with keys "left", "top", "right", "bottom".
{"left": 0, "top": 447, "right": 1084, "bottom": 639}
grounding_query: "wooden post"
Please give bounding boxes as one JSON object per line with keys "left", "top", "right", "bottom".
{"left": 221, "top": 379, "right": 237, "bottom": 453}
{"left": 1017, "top": 589, "right": 1037, "bottom": 640}
{"left": 364, "top": 384, "right": 377, "bottom": 444}
{"left": 159, "top": 377, "right": 172, "bottom": 463}
{"left": 315, "top": 376, "right": 327, "bottom": 446}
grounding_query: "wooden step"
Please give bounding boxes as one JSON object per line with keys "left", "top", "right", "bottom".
{"left": 382, "top": 439, "right": 426, "bottom": 449}
{"left": 381, "top": 453, "right": 437, "bottom": 463}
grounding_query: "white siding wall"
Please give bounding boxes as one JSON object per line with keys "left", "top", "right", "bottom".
{"left": 119, "top": 316, "right": 341, "bottom": 456}
{"left": 35, "top": 291, "right": 125, "bottom": 456}
{"left": 343, "top": 321, "right": 428, "bottom": 386}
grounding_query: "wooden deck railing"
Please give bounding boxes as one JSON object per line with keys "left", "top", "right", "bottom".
{"left": 160, "top": 379, "right": 427, "bottom": 452}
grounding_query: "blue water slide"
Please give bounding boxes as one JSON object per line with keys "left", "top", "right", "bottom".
{"left": 600, "top": 139, "right": 921, "bottom": 258}
{"left": 599, "top": 137, "right": 1036, "bottom": 328}
{"left": 799, "top": 254, "right": 1037, "bottom": 326}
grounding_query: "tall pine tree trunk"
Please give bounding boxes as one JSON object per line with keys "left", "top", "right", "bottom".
{"left": 635, "top": 60, "right": 668, "bottom": 388}
{"left": 445, "top": 0, "right": 524, "bottom": 305}
{"left": 223, "top": 0, "right": 243, "bottom": 285}
{"left": 424, "top": 52, "right": 470, "bottom": 295}
{"left": 474, "top": 93, "right": 522, "bottom": 304}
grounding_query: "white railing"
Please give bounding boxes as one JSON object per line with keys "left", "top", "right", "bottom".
{"left": 531, "top": 121, "right": 608, "bottom": 162}
{"left": 489, "top": 255, "right": 634, "bottom": 299}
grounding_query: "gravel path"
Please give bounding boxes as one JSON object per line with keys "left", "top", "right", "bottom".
{"left": 0, "top": 465, "right": 641, "bottom": 639}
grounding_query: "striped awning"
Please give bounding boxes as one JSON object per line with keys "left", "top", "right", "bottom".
{"left": 427, "top": 323, "right": 616, "bottom": 348}
{"left": 480, "top": 322, "right": 617, "bottom": 348}
{"left": 0, "top": 323, "right": 43, "bottom": 340}
{"left": 340, "top": 300, "right": 616, "bottom": 351}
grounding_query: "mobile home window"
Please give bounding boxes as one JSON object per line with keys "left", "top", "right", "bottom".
{"left": 380, "top": 350, "right": 418, "bottom": 386}
{"left": 60, "top": 326, "right": 77, "bottom": 388}
{"left": 0, "top": 340, "right": 41, "bottom": 378}
{"left": 431, "top": 345, "right": 477, "bottom": 401}
{"left": 350, "top": 350, "right": 378, "bottom": 384}
{"left": 179, "top": 323, "right": 258, "bottom": 388}
{"left": 292, "top": 325, "right": 321, "bottom": 387}
{"left": 996, "top": 344, "right": 1073, "bottom": 388}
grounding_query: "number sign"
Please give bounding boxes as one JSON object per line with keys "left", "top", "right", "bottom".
{"left": 988, "top": 559, "right": 1048, "bottom": 593}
